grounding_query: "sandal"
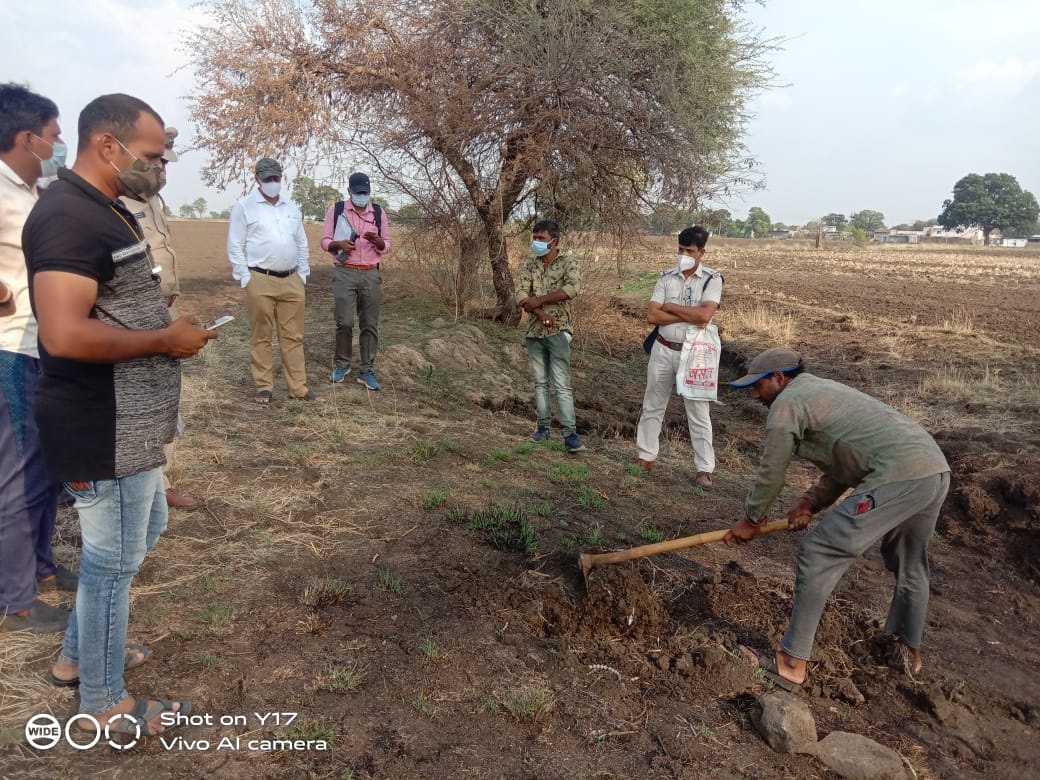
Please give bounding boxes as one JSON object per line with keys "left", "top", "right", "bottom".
{"left": 741, "top": 646, "right": 803, "bottom": 692}
{"left": 292, "top": 389, "right": 322, "bottom": 401}
{"left": 50, "top": 643, "right": 150, "bottom": 687}
{"left": 254, "top": 390, "right": 273, "bottom": 404}
{"left": 79, "top": 697, "right": 191, "bottom": 738}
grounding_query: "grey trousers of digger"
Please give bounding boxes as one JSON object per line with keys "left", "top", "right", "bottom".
{"left": 780, "top": 471, "right": 951, "bottom": 660}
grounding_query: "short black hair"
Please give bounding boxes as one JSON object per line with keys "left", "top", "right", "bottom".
{"left": 78, "top": 94, "right": 163, "bottom": 152}
{"left": 678, "top": 226, "right": 709, "bottom": 250}
{"left": 533, "top": 219, "right": 561, "bottom": 243}
{"left": 783, "top": 365, "right": 805, "bottom": 378}
{"left": 0, "top": 83, "right": 59, "bottom": 153}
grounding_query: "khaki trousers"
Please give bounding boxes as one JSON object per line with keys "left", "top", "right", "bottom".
{"left": 246, "top": 272, "right": 309, "bottom": 397}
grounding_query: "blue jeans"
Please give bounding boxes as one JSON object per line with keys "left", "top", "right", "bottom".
{"left": 0, "top": 351, "right": 60, "bottom": 611}
{"left": 59, "top": 468, "right": 167, "bottom": 713}
{"left": 526, "top": 333, "right": 576, "bottom": 436}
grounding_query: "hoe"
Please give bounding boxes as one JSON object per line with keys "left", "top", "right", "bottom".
{"left": 578, "top": 518, "right": 795, "bottom": 583}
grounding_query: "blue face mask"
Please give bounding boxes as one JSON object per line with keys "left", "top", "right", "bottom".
{"left": 532, "top": 239, "right": 552, "bottom": 257}
{"left": 351, "top": 193, "right": 370, "bottom": 208}
{"left": 34, "top": 137, "right": 67, "bottom": 179}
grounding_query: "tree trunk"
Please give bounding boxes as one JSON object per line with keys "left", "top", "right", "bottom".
{"left": 983, "top": 227, "right": 991, "bottom": 246}
{"left": 484, "top": 217, "right": 520, "bottom": 325}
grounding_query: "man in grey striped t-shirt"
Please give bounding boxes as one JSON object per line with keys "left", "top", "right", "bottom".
{"left": 24, "top": 94, "right": 215, "bottom": 738}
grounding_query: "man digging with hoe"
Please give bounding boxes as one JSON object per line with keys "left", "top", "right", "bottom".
{"left": 723, "top": 348, "right": 950, "bottom": 691}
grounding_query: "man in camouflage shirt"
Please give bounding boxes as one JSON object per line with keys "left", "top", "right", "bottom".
{"left": 515, "top": 220, "right": 584, "bottom": 453}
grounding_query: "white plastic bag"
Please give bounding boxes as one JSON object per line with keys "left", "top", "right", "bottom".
{"left": 676, "top": 323, "right": 721, "bottom": 401}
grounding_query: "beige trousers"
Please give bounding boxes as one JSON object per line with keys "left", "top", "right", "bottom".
{"left": 246, "top": 271, "right": 309, "bottom": 397}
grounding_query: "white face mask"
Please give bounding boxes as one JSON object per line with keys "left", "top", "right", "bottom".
{"left": 259, "top": 180, "right": 281, "bottom": 198}
{"left": 678, "top": 253, "right": 697, "bottom": 271}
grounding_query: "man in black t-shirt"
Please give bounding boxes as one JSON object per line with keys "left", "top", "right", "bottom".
{"left": 23, "top": 94, "right": 215, "bottom": 739}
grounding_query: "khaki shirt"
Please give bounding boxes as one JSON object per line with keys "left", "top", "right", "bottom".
{"left": 745, "top": 373, "right": 950, "bottom": 521}
{"left": 515, "top": 252, "right": 581, "bottom": 338}
{"left": 651, "top": 263, "right": 723, "bottom": 342}
{"left": 119, "top": 193, "right": 179, "bottom": 302}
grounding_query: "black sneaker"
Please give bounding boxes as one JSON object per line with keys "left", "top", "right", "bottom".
{"left": 38, "top": 564, "right": 78, "bottom": 593}
{"left": 0, "top": 599, "right": 69, "bottom": 634}
{"left": 564, "top": 433, "right": 586, "bottom": 453}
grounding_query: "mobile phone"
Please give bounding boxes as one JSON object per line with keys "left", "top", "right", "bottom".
{"left": 207, "top": 315, "right": 235, "bottom": 330}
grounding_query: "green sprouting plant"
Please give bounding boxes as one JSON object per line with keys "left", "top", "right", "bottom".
{"left": 581, "top": 525, "right": 603, "bottom": 546}
{"left": 444, "top": 507, "right": 468, "bottom": 524}
{"left": 638, "top": 524, "right": 665, "bottom": 543}
{"left": 468, "top": 504, "right": 539, "bottom": 555}
{"left": 419, "top": 638, "right": 443, "bottom": 660}
{"left": 422, "top": 490, "right": 451, "bottom": 510}
{"left": 321, "top": 659, "right": 367, "bottom": 694}
{"left": 575, "top": 486, "right": 605, "bottom": 508}
{"left": 531, "top": 501, "right": 554, "bottom": 517}
{"left": 378, "top": 568, "right": 404, "bottom": 596}
{"left": 410, "top": 439, "right": 439, "bottom": 465}
{"left": 549, "top": 461, "right": 590, "bottom": 485}
{"left": 500, "top": 687, "right": 555, "bottom": 722}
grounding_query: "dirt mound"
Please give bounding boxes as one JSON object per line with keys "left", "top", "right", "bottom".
{"left": 934, "top": 429, "right": 1040, "bottom": 583}
{"left": 516, "top": 562, "right": 670, "bottom": 641}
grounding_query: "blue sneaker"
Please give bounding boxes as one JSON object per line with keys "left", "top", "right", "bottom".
{"left": 564, "top": 433, "right": 586, "bottom": 453}
{"left": 529, "top": 427, "right": 550, "bottom": 442}
{"left": 330, "top": 366, "right": 351, "bottom": 383}
{"left": 357, "top": 370, "right": 381, "bottom": 391}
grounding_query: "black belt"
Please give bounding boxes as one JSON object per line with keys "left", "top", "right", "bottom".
{"left": 656, "top": 334, "right": 682, "bottom": 351}
{"left": 249, "top": 266, "right": 294, "bottom": 278}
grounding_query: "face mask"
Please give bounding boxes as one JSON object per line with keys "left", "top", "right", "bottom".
{"left": 259, "top": 180, "right": 282, "bottom": 198}
{"left": 32, "top": 136, "right": 67, "bottom": 179}
{"left": 532, "top": 240, "right": 551, "bottom": 257}
{"left": 350, "top": 193, "right": 370, "bottom": 208}
{"left": 678, "top": 253, "right": 697, "bottom": 271}
{"left": 111, "top": 139, "right": 164, "bottom": 199}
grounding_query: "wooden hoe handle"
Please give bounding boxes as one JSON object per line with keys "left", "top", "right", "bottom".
{"left": 578, "top": 519, "right": 791, "bottom": 579}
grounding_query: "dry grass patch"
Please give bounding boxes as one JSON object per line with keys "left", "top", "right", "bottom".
{"left": 722, "top": 302, "right": 796, "bottom": 345}
{"left": 918, "top": 364, "right": 1002, "bottom": 404}
{"left": 0, "top": 632, "right": 73, "bottom": 749}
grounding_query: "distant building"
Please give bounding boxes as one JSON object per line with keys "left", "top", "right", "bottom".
{"left": 769, "top": 229, "right": 791, "bottom": 239}
{"left": 873, "top": 229, "right": 923, "bottom": 244}
{"left": 921, "top": 226, "right": 983, "bottom": 245}
{"left": 998, "top": 238, "right": 1027, "bottom": 248}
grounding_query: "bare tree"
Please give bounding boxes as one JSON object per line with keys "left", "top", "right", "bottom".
{"left": 186, "top": 0, "right": 773, "bottom": 322}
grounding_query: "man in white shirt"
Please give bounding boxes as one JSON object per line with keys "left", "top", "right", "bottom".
{"left": 227, "top": 157, "right": 319, "bottom": 403}
{"left": 0, "top": 83, "right": 71, "bottom": 633}
{"left": 634, "top": 226, "right": 723, "bottom": 487}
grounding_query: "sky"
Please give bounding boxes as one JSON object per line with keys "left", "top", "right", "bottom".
{"left": 3, "top": 0, "right": 1039, "bottom": 226}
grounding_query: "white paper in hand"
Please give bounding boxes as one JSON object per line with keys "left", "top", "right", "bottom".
{"left": 334, "top": 214, "right": 357, "bottom": 262}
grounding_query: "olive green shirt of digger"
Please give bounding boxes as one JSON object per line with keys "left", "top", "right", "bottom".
{"left": 745, "top": 373, "right": 950, "bottom": 522}
{"left": 515, "top": 252, "right": 581, "bottom": 338}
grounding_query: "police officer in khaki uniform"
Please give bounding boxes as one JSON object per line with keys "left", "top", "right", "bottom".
{"left": 118, "top": 127, "right": 195, "bottom": 508}
{"left": 634, "top": 226, "right": 723, "bottom": 487}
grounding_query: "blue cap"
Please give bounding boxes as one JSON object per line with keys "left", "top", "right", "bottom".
{"left": 729, "top": 348, "right": 803, "bottom": 387}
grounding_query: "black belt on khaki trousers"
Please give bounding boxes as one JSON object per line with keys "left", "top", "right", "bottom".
{"left": 656, "top": 334, "right": 683, "bottom": 351}
{"left": 249, "top": 266, "right": 294, "bottom": 278}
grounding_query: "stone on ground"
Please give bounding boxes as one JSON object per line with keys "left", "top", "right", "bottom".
{"left": 751, "top": 691, "right": 817, "bottom": 754}
{"left": 814, "top": 731, "right": 908, "bottom": 780}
